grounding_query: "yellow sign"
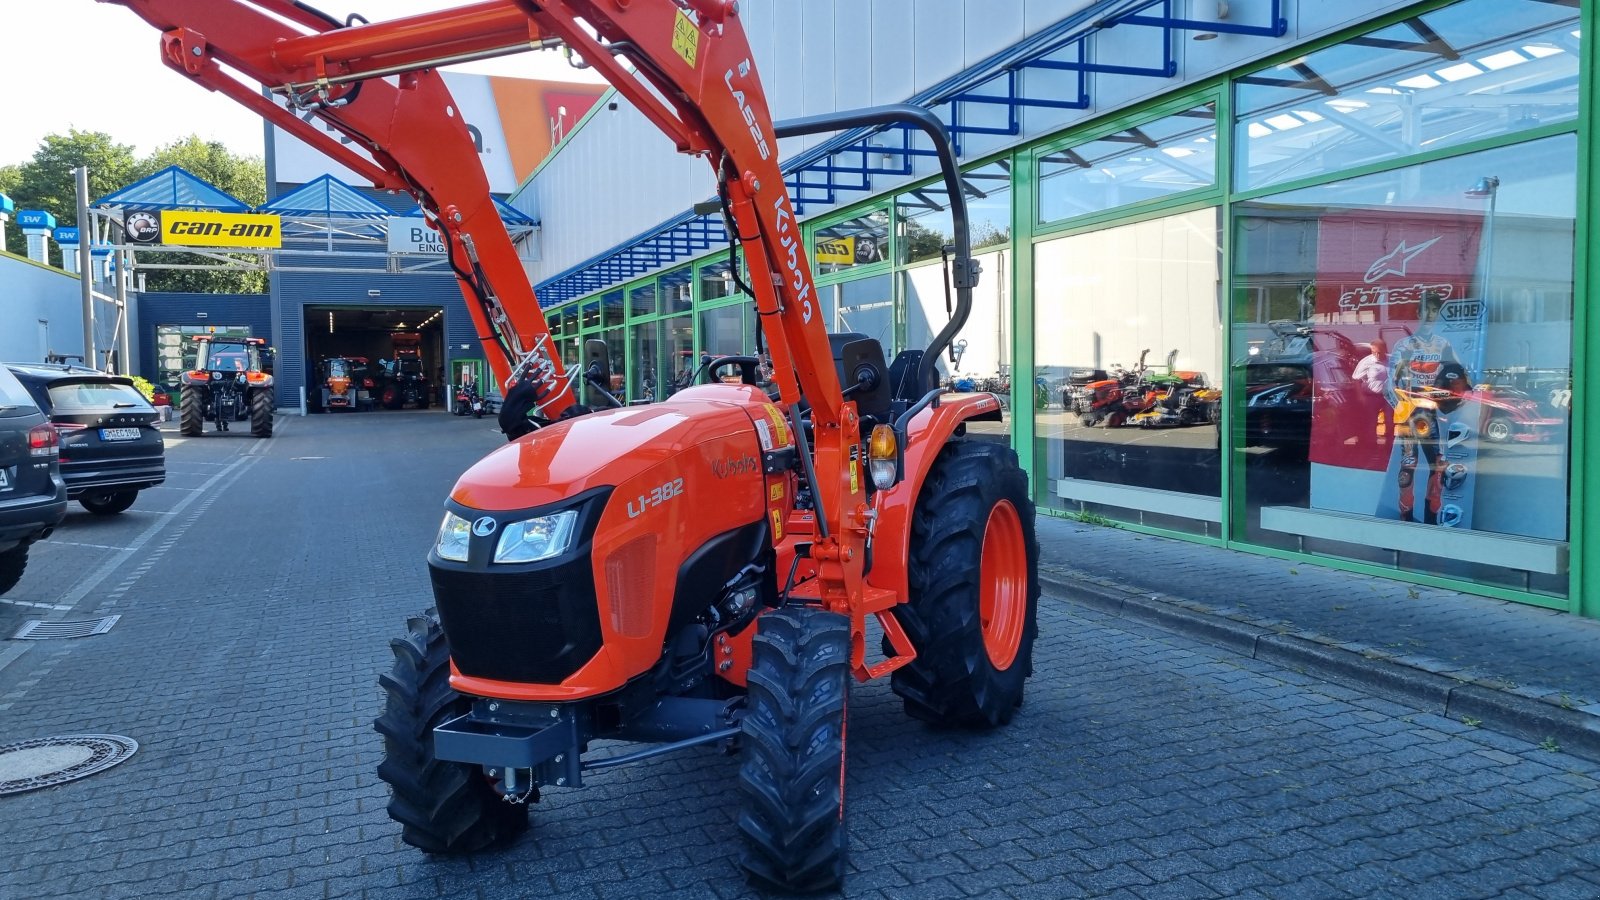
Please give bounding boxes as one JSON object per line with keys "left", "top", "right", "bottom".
{"left": 671, "top": 9, "right": 699, "bottom": 67}
{"left": 770, "top": 508, "right": 784, "bottom": 541}
{"left": 769, "top": 482, "right": 784, "bottom": 502}
{"left": 762, "top": 404, "right": 790, "bottom": 447}
{"left": 849, "top": 459, "right": 859, "bottom": 495}
{"left": 160, "top": 211, "right": 281, "bottom": 249}
{"left": 815, "top": 236, "right": 855, "bottom": 265}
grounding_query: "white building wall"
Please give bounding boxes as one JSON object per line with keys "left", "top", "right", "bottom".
{"left": 515, "top": 0, "right": 1407, "bottom": 287}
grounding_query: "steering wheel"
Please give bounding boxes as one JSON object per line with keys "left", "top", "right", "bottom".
{"left": 703, "top": 355, "right": 761, "bottom": 386}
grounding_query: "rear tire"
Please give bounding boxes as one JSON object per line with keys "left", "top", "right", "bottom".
{"left": 376, "top": 611, "right": 528, "bottom": 854}
{"left": 0, "top": 545, "right": 28, "bottom": 597}
{"left": 738, "top": 607, "right": 850, "bottom": 893}
{"left": 180, "top": 386, "right": 203, "bottom": 437}
{"left": 891, "top": 441, "right": 1038, "bottom": 729}
{"left": 382, "top": 386, "right": 402, "bottom": 410}
{"left": 1485, "top": 416, "right": 1513, "bottom": 443}
{"left": 251, "top": 389, "right": 274, "bottom": 438}
{"left": 79, "top": 490, "right": 138, "bottom": 516}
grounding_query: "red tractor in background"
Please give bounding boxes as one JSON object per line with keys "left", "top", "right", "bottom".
{"left": 381, "top": 332, "right": 431, "bottom": 409}
{"left": 107, "top": 0, "right": 1039, "bottom": 891}
{"left": 178, "top": 336, "right": 274, "bottom": 438}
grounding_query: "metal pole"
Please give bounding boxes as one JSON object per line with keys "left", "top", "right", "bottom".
{"left": 116, "top": 248, "right": 132, "bottom": 375}
{"left": 75, "top": 166, "right": 96, "bottom": 370}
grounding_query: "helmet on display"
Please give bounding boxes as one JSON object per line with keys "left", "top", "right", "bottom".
{"left": 1434, "top": 362, "right": 1470, "bottom": 413}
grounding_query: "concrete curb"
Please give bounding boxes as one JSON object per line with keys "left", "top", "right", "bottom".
{"left": 1041, "top": 572, "right": 1600, "bottom": 763}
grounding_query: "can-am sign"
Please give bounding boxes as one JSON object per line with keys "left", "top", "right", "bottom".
{"left": 127, "top": 210, "right": 282, "bottom": 248}
{"left": 387, "top": 217, "right": 446, "bottom": 255}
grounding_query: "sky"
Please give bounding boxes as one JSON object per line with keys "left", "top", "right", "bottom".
{"left": 0, "top": 1, "right": 607, "bottom": 167}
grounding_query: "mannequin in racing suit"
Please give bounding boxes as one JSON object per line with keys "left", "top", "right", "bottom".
{"left": 1383, "top": 292, "right": 1460, "bottom": 525}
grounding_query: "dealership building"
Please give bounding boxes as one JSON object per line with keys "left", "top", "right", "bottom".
{"left": 494, "top": 0, "right": 1595, "bottom": 618}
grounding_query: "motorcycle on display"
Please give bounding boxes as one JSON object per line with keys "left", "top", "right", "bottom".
{"left": 453, "top": 382, "right": 486, "bottom": 418}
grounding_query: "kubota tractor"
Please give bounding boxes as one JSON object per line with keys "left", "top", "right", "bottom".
{"left": 310, "top": 356, "right": 369, "bottom": 412}
{"left": 109, "top": 1, "right": 1038, "bottom": 891}
{"left": 178, "top": 336, "right": 274, "bottom": 438}
{"left": 381, "top": 332, "right": 430, "bottom": 409}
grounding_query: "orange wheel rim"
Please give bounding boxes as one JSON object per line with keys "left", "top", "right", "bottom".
{"left": 979, "top": 499, "right": 1026, "bottom": 670}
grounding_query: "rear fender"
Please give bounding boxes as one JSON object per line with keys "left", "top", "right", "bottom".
{"left": 866, "top": 393, "right": 1005, "bottom": 600}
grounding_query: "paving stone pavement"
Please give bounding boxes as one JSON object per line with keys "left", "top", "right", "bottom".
{"left": 1, "top": 412, "right": 1598, "bottom": 899}
{"left": 1033, "top": 517, "right": 1600, "bottom": 760}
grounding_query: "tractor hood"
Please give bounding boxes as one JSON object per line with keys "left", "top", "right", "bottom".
{"left": 449, "top": 395, "right": 761, "bottom": 512}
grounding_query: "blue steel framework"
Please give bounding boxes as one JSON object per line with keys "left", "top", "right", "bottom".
{"left": 532, "top": 0, "right": 1288, "bottom": 304}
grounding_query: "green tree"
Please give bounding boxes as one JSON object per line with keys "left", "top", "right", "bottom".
{"left": 128, "top": 136, "right": 267, "bottom": 293}
{"left": 2, "top": 130, "right": 138, "bottom": 257}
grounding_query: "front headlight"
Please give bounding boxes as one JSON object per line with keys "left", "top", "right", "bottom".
{"left": 436, "top": 511, "right": 472, "bottom": 562}
{"left": 494, "top": 511, "right": 578, "bottom": 564}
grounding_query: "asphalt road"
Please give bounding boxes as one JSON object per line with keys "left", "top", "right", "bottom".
{"left": 1, "top": 410, "right": 1597, "bottom": 899}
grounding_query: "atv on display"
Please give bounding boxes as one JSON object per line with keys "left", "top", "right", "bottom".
{"left": 381, "top": 333, "right": 430, "bottom": 409}
{"left": 178, "top": 337, "right": 274, "bottom": 438}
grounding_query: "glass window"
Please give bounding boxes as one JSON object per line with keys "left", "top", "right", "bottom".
{"left": 700, "top": 259, "right": 736, "bottom": 303}
{"left": 831, "top": 274, "right": 894, "bottom": 352}
{"left": 699, "top": 304, "right": 749, "bottom": 358}
{"left": 662, "top": 267, "right": 694, "bottom": 313}
{"left": 1033, "top": 209, "right": 1223, "bottom": 534}
{"left": 1232, "top": 135, "right": 1574, "bottom": 594}
{"left": 1236, "top": 0, "right": 1579, "bottom": 192}
{"left": 600, "top": 290, "right": 625, "bottom": 329}
{"left": 1038, "top": 103, "right": 1217, "bottom": 225}
{"left": 905, "top": 247, "right": 1011, "bottom": 384}
{"left": 48, "top": 380, "right": 152, "bottom": 412}
{"left": 897, "top": 161, "right": 1013, "bottom": 265}
{"left": 627, "top": 319, "right": 659, "bottom": 402}
{"left": 560, "top": 305, "right": 578, "bottom": 335}
{"left": 813, "top": 210, "right": 890, "bottom": 276}
{"left": 0, "top": 366, "right": 39, "bottom": 414}
{"left": 662, "top": 314, "right": 695, "bottom": 397}
{"left": 628, "top": 283, "right": 657, "bottom": 320}
{"left": 580, "top": 300, "right": 600, "bottom": 331}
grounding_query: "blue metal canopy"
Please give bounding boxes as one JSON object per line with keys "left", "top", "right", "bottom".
{"left": 532, "top": 0, "right": 1288, "bottom": 306}
{"left": 261, "top": 174, "right": 392, "bottom": 219}
{"left": 399, "top": 197, "right": 538, "bottom": 227}
{"left": 93, "top": 165, "right": 251, "bottom": 212}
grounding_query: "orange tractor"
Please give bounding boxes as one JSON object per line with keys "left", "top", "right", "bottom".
{"left": 107, "top": 0, "right": 1039, "bottom": 891}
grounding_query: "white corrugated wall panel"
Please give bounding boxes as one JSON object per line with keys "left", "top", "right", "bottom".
{"left": 517, "top": 0, "right": 1411, "bottom": 288}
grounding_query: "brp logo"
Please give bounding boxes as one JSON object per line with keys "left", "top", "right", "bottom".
{"left": 472, "top": 517, "right": 498, "bottom": 537}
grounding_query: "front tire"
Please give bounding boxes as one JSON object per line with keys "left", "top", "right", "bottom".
{"left": 251, "top": 389, "right": 274, "bottom": 438}
{"left": 376, "top": 612, "right": 528, "bottom": 854}
{"left": 79, "top": 490, "right": 138, "bottom": 516}
{"left": 0, "top": 545, "right": 28, "bottom": 597}
{"left": 1485, "top": 416, "right": 1514, "bottom": 443}
{"left": 891, "top": 441, "right": 1038, "bottom": 729}
{"left": 180, "top": 386, "right": 203, "bottom": 437}
{"left": 738, "top": 607, "right": 850, "bottom": 893}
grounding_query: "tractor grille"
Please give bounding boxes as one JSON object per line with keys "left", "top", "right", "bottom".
{"left": 430, "top": 560, "right": 603, "bottom": 685}
{"left": 604, "top": 535, "right": 657, "bottom": 639}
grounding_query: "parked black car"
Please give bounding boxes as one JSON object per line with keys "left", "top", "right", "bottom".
{"left": 7, "top": 364, "right": 165, "bottom": 516}
{"left": 0, "top": 365, "right": 66, "bottom": 596}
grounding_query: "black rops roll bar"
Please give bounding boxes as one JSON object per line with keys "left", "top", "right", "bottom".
{"left": 773, "top": 105, "right": 978, "bottom": 409}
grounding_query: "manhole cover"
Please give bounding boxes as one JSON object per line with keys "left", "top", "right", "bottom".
{"left": 11, "top": 616, "right": 120, "bottom": 640}
{"left": 0, "top": 735, "right": 138, "bottom": 795}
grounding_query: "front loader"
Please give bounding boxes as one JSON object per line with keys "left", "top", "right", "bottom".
{"left": 106, "top": 0, "right": 1038, "bottom": 891}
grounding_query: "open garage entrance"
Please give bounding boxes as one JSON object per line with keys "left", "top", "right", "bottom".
{"left": 303, "top": 305, "right": 445, "bottom": 410}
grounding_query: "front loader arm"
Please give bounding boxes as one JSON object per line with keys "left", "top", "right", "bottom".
{"left": 106, "top": 0, "right": 876, "bottom": 651}
{"left": 102, "top": 0, "right": 573, "bottom": 412}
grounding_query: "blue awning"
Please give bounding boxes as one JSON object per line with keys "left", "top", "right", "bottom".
{"left": 93, "top": 165, "right": 251, "bottom": 212}
{"left": 400, "top": 197, "right": 538, "bottom": 227}
{"left": 260, "top": 174, "right": 392, "bottom": 219}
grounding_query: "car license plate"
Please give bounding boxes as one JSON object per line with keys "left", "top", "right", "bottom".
{"left": 100, "top": 427, "right": 142, "bottom": 442}
{"left": 0, "top": 468, "right": 10, "bottom": 490}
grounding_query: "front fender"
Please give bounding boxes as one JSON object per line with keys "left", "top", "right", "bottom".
{"left": 865, "top": 392, "right": 1006, "bottom": 600}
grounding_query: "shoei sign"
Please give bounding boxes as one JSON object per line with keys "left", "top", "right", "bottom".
{"left": 268, "top": 73, "right": 605, "bottom": 193}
